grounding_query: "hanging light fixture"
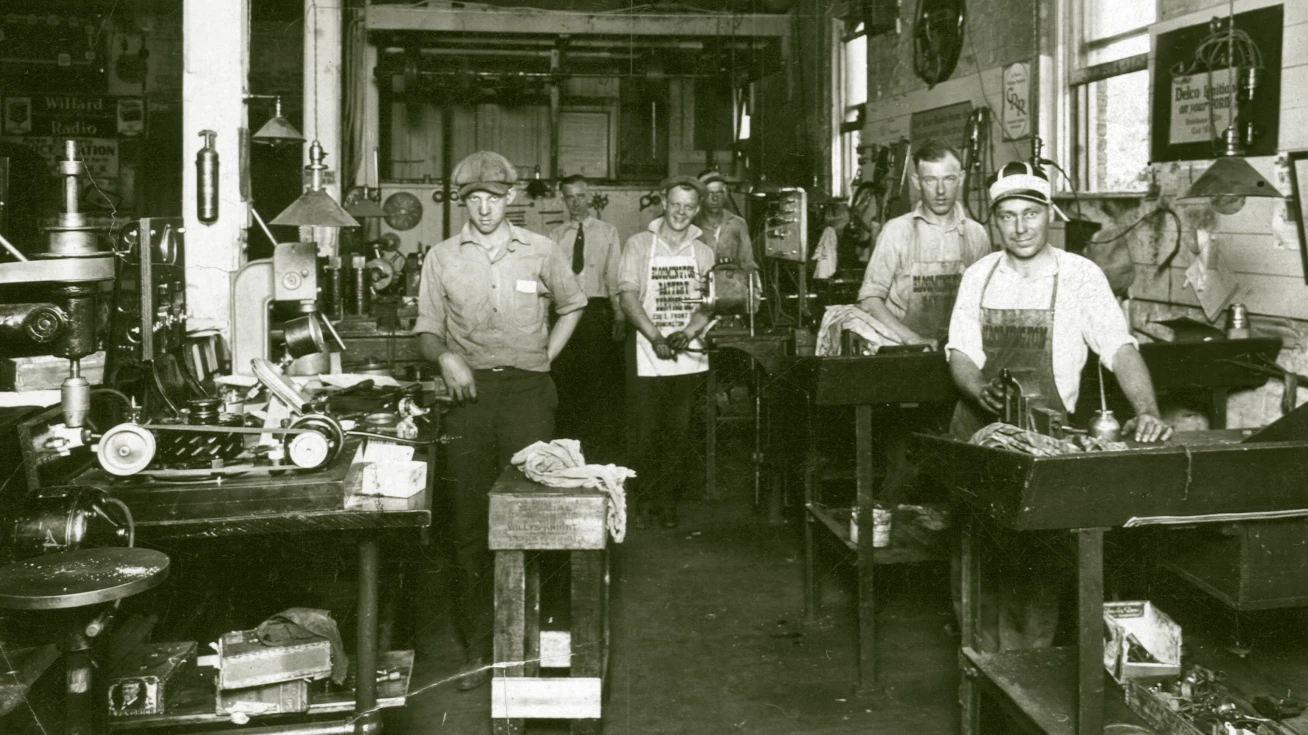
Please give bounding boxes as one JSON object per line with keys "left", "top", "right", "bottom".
{"left": 345, "top": 147, "right": 385, "bottom": 218}
{"left": 271, "top": 140, "right": 360, "bottom": 228}
{"left": 1179, "top": 0, "right": 1279, "bottom": 210}
{"left": 249, "top": 95, "right": 305, "bottom": 146}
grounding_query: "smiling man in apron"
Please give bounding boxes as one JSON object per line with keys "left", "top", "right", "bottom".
{"left": 618, "top": 176, "right": 717, "bottom": 530}
{"left": 944, "top": 162, "right": 1171, "bottom": 651}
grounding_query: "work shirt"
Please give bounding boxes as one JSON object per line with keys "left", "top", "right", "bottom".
{"left": 617, "top": 219, "right": 717, "bottom": 302}
{"left": 548, "top": 216, "right": 624, "bottom": 315}
{"left": 945, "top": 247, "right": 1137, "bottom": 413}
{"left": 413, "top": 222, "right": 587, "bottom": 372}
{"left": 857, "top": 201, "right": 990, "bottom": 318}
{"left": 694, "top": 211, "right": 756, "bottom": 271}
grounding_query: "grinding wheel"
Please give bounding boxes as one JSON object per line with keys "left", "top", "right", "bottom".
{"left": 0, "top": 548, "right": 169, "bottom": 611}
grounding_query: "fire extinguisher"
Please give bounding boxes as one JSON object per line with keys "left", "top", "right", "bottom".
{"left": 196, "top": 130, "right": 219, "bottom": 225}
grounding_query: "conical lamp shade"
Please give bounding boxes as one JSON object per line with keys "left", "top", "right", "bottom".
{"left": 1183, "top": 156, "right": 1281, "bottom": 200}
{"left": 253, "top": 115, "right": 305, "bottom": 146}
{"left": 271, "top": 189, "right": 360, "bottom": 228}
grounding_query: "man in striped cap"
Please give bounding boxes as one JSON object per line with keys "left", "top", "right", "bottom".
{"left": 943, "top": 161, "right": 1171, "bottom": 651}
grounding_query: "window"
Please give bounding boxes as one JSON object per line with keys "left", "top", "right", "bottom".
{"left": 1067, "top": 0, "right": 1156, "bottom": 192}
{"left": 834, "top": 21, "right": 867, "bottom": 197}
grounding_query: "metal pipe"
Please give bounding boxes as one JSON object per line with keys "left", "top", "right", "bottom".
{"left": 251, "top": 207, "right": 279, "bottom": 249}
{"left": 0, "top": 231, "right": 28, "bottom": 261}
{"left": 355, "top": 535, "right": 381, "bottom": 735}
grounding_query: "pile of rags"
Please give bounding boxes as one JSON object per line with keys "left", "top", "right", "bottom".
{"left": 969, "top": 422, "right": 1128, "bottom": 456}
{"left": 510, "top": 439, "right": 632, "bottom": 543}
{"left": 814, "top": 305, "right": 903, "bottom": 356}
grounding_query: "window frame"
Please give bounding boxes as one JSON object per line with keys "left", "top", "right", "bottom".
{"left": 1065, "top": 0, "right": 1156, "bottom": 193}
{"left": 833, "top": 18, "right": 868, "bottom": 198}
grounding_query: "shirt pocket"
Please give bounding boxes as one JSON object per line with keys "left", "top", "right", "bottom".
{"left": 507, "top": 255, "right": 550, "bottom": 329}
{"left": 442, "top": 260, "right": 492, "bottom": 329}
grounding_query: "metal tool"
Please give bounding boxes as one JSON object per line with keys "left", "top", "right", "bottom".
{"left": 1090, "top": 361, "right": 1121, "bottom": 441}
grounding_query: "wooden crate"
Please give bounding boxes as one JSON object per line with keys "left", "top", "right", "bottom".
{"left": 490, "top": 468, "right": 609, "bottom": 735}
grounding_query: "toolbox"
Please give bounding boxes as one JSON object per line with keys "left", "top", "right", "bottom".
{"left": 216, "top": 679, "right": 310, "bottom": 717}
{"left": 216, "top": 629, "right": 332, "bottom": 690}
{"left": 107, "top": 641, "right": 197, "bottom": 717}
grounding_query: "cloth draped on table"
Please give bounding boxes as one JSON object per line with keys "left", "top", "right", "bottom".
{"left": 814, "top": 305, "right": 903, "bottom": 356}
{"left": 969, "top": 422, "right": 1128, "bottom": 456}
{"left": 256, "top": 607, "right": 349, "bottom": 684}
{"left": 811, "top": 226, "right": 839, "bottom": 280}
{"left": 510, "top": 439, "right": 632, "bottom": 543}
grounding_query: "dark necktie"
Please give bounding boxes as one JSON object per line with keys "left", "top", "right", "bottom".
{"left": 571, "top": 223, "right": 586, "bottom": 274}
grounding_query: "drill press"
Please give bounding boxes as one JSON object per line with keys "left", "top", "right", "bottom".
{"left": 0, "top": 140, "right": 114, "bottom": 428}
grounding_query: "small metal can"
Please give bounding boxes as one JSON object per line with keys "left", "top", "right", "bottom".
{"left": 1227, "top": 303, "right": 1250, "bottom": 339}
{"left": 1089, "top": 410, "right": 1121, "bottom": 442}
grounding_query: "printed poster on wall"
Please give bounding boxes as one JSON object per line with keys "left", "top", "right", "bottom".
{"left": 1167, "top": 69, "right": 1235, "bottom": 147}
{"left": 1001, "top": 62, "right": 1031, "bottom": 141}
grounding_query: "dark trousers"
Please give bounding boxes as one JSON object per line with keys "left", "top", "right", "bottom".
{"left": 442, "top": 368, "right": 556, "bottom": 660}
{"left": 552, "top": 299, "right": 623, "bottom": 463}
{"left": 627, "top": 354, "right": 703, "bottom": 514}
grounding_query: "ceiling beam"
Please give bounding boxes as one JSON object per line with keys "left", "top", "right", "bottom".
{"left": 364, "top": 4, "right": 792, "bottom": 39}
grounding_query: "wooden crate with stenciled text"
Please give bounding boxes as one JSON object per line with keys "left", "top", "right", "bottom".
{"left": 488, "top": 470, "right": 608, "bottom": 551}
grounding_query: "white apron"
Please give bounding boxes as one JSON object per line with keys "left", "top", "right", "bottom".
{"left": 635, "top": 238, "right": 710, "bottom": 377}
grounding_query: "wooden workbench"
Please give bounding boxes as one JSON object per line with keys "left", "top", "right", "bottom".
{"left": 914, "top": 430, "right": 1308, "bottom": 734}
{"left": 783, "top": 336, "right": 1282, "bottom": 694}
{"left": 74, "top": 438, "right": 434, "bottom": 733}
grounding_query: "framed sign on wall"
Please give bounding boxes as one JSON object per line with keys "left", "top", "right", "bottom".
{"left": 1149, "top": 2, "right": 1282, "bottom": 163}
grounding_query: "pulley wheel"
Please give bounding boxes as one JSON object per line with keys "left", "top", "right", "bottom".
{"left": 283, "top": 414, "right": 345, "bottom": 470}
{"left": 97, "top": 424, "right": 157, "bottom": 477}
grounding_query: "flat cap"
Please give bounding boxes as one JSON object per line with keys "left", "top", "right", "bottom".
{"left": 452, "top": 151, "right": 517, "bottom": 198}
{"left": 660, "top": 175, "right": 707, "bottom": 199}
{"left": 698, "top": 171, "right": 729, "bottom": 187}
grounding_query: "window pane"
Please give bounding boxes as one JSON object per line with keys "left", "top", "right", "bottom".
{"left": 1084, "top": 0, "right": 1155, "bottom": 43}
{"left": 1088, "top": 33, "right": 1150, "bottom": 65}
{"left": 1082, "top": 69, "right": 1151, "bottom": 192}
{"left": 844, "top": 34, "right": 867, "bottom": 107}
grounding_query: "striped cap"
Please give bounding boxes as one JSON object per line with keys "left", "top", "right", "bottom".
{"left": 989, "top": 162, "right": 1067, "bottom": 220}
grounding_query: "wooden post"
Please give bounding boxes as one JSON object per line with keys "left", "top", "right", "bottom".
{"left": 493, "top": 551, "right": 527, "bottom": 735}
{"left": 1076, "top": 529, "right": 1105, "bottom": 735}
{"left": 570, "top": 550, "right": 604, "bottom": 735}
{"left": 304, "top": 0, "right": 344, "bottom": 259}
{"left": 855, "top": 404, "right": 876, "bottom": 691}
{"left": 182, "top": 0, "right": 250, "bottom": 339}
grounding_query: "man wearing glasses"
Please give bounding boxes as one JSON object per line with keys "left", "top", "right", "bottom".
{"left": 856, "top": 139, "right": 989, "bottom": 349}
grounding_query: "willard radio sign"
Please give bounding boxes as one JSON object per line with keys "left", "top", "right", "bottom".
{"left": 30, "top": 95, "right": 118, "bottom": 137}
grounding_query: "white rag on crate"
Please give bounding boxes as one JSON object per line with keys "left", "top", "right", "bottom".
{"left": 510, "top": 440, "right": 632, "bottom": 543}
{"left": 814, "top": 305, "right": 903, "bottom": 356}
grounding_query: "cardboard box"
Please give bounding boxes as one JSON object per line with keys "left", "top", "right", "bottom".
{"left": 216, "top": 679, "right": 310, "bottom": 716}
{"left": 216, "top": 629, "right": 332, "bottom": 690}
{"left": 107, "top": 641, "right": 197, "bottom": 717}
{"left": 1103, "top": 601, "right": 1182, "bottom": 682}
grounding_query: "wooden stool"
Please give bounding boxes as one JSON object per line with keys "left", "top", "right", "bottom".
{"left": 489, "top": 468, "right": 610, "bottom": 735}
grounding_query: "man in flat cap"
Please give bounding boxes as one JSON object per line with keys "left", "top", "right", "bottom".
{"left": 413, "top": 150, "right": 586, "bottom": 690}
{"left": 694, "top": 171, "right": 757, "bottom": 270}
{"left": 945, "top": 161, "right": 1170, "bottom": 652}
{"left": 618, "top": 176, "right": 716, "bottom": 529}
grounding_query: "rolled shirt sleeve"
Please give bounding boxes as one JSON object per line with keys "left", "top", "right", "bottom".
{"left": 856, "top": 219, "right": 908, "bottom": 306}
{"left": 944, "top": 252, "right": 994, "bottom": 371}
{"left": 411, "top": 249, "right": 447, "bottom": 339}
{"left": 1075, "top": 261, "right": 1139, "bottom": 373}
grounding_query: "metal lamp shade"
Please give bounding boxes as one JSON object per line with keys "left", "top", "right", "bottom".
{"left": 1183, "top": 156, "right": 1281, "bottom": 200}
{"left": 252, "top": 115, "right": 305, "bottom": 146}
{"left": 270, "top": 189, "right": 360, "bottom": 228}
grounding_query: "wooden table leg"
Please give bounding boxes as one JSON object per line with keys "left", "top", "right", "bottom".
{"left": 959, "top": 518, "right": 980, "bottom": 735}
{"left": 356, "top": 533, "right": 382, "bottom": 735}
{"left": 855, "top": 404, "right": 876, "bottom": 692}
{"left": 1076, "top": 529, "right": 1105, "bottom": 735}
{"left": 493, "top": 551, "right": 526, "bottom": 735}
{"left": 1211, "top": 388, "right": 1229, "bottom": 429}
{"left": 571, "top": 550, "right": 605, "bottom": 735}
{"left": 705, "top": 365, "right": 719, "bottom": 501}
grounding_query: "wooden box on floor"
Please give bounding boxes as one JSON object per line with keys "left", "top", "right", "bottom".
{"left": 489, "top": 468, "right": 610, "bottom": 735}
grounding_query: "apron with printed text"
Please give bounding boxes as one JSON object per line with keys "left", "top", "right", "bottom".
{"left": 900, "top": 219, "right": 967, "bottom": 341}
{"left": 949, "top": 260, "right": 1066, "bottom": 440}
{"left": 635, "top": 239, "right": 710, "bottom": 377}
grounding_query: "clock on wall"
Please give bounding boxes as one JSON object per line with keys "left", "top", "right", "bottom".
{"left": 913, "top": 0, "right": 966, "bottom": 88}
{"left": 382, "top": 192, "right": 423, "bottom": 231}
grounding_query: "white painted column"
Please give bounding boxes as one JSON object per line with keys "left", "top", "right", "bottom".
{"left": 305, "top": 0, "right": 344, "bottom": 258}
{"left": 182, "top": 0, "right": 250, "bottom": 341}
